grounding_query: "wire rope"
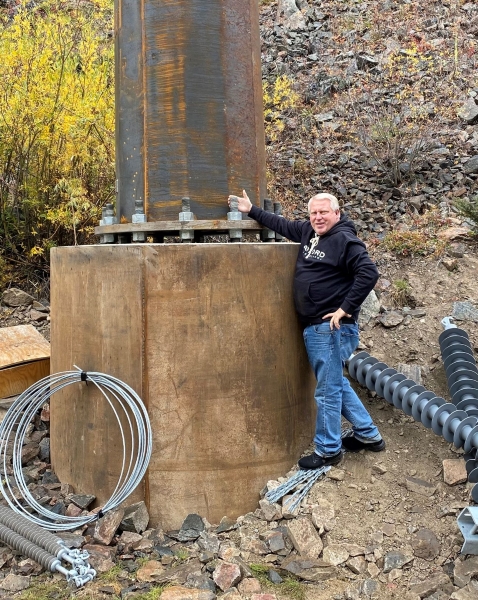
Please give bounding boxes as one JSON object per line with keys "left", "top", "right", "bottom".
{"left": 0, "top": 369, "right": 152, "bottom": 531}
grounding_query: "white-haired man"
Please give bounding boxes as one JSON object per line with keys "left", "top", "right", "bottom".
{"left": 228, "top": 190, "right": 384, "bottom": 469}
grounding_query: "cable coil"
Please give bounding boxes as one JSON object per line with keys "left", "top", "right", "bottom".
{"left": 0, "top": 369, "right": 152, "bottom": 531}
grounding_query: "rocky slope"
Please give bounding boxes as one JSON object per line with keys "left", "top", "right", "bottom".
{"left": 262, "top": 0, "right": 478, "bottom": 239}
{"left": 1, "top": 1, "right": 478, "bottom": 600}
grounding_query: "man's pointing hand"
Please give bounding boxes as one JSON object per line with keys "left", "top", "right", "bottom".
{"left": 228, "top": 189, "right": 252, "bottom": 213}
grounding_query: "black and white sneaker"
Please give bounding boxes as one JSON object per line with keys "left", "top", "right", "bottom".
{"left": 298, "top": 450, "right": 343, "bottom": 470}
{"left": 341, "top": 431, "right": 385, "bottom": 453}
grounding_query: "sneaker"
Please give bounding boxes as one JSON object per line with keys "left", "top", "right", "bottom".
{"left": 341, "top": 433, "right": 385, "bottom": 453}
{"left": 298, "top": 450, "right": 343, "bottom": 470}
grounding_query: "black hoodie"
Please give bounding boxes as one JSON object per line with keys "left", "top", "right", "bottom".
{"left": 248, "top": 205, "right": 379, "bottom": 326}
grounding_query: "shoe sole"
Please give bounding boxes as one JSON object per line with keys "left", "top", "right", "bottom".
{"left": 342, "top": 439, "right": 386, "bottom": 453}
{"left": 298, "top": 451, "right": 343, "bottom": 469}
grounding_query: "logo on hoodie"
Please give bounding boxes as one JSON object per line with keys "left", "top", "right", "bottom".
{"left": 303, "top": 234, "right": 325, "bottom": 260}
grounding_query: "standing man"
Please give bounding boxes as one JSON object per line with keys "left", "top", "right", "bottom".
{"left": 228, "top": 190, "right": 384, "bottom": 469}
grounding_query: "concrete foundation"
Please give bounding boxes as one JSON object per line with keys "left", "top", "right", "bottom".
{"left": 50, "top": 244, "right": 315, "bottom": 529}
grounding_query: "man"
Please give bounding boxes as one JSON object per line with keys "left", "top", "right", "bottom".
{"left": 228, "top": 190, "right": 384, "bottom": 469}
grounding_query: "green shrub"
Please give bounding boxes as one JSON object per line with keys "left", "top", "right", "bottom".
{"left": 454, "top": 196, "right": 478, "bottom": 235}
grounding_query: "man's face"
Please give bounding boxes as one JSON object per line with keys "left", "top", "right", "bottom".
{"left": 309, "top": 199, "right": 340, "bottom": 235}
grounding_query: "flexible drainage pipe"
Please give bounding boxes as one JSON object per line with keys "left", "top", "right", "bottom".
{"left": 347, "top": 352, "right": 478, "bottom": 502}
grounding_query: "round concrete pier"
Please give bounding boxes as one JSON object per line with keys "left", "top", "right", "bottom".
{"left": 50, "top": 244, "right": 315, "bottom": 529}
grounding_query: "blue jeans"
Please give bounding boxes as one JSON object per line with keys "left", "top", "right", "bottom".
{"left": 303, "top": 322, "right": 380, "bottom": 457}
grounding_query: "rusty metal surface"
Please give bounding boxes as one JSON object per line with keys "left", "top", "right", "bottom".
{"left": 116, "top": 0, "right": 266, "bottom": 222}
{"left": 94, "top": 219, "right": 263, "bottom": 236}
{"left": 50, "top": 244, "right": 314, "bottom": 528}
{"left": 115, "top": 0, "right": 145, "bottom": 221}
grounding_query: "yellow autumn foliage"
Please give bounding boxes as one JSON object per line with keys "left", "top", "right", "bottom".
{"left": 263, "top": 75, "right": 299, "bottom": 140}
{"left": 0, "top": 0, "right": 114, "bottom": 265}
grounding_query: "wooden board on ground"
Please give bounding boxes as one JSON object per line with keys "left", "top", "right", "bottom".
{"left": 0, "top": 325, "right": 50, "bottom": 368}
{"left": 0, "top": 360, "right": 50, "bottom": 399}
{"left": 0, "top": 325, "right": 51, "bottom": 399}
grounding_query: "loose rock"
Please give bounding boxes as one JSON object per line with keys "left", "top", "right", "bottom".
{"left": 287, "top": 516, "right": 323, "bottom": 558}
{"left": 443, "top": 459, "right": 468, "bottom": 486}
{"left": 212, "top": 561, "right": 242, "bottom": 591}
{"left": 2, "top": 288, "right": 34, "bottom": 307}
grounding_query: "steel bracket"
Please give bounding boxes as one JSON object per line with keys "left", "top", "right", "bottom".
{"left": 458, "top": 507, "right": 478, "bottom": 555}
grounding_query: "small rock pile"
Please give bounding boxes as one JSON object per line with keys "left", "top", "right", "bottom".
{"left": 0, "top": 288, "right": 50, "bottom": 339}
{"left": 0, "top": 410, "right": 477, "bottom": 600}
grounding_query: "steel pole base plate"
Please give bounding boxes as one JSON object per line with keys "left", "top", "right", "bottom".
{"left": 348, "top": 351, "right": 370, "bottom": 381}
{"left": 383, "top": 373, "right": 406, "bottom": 404}
{"left": 365, "top": 362, "right": 388, "bottom": 391}
{"left": 431, "top": 403, "right": 455, "bottom": 436}
{"left": 454, "top": 416, "right": 478, "bottom": 449}
{"left": 375, "top": 367, "right": 397, "bottom": 397}
{"left": 402, "top": 385, "right": 426, "bottom": 416}
{"left": 356, "top": 356, "right": 379, "bottom": 387}
{"left": 421, "top": 397, "right": 445, "bottom": 429}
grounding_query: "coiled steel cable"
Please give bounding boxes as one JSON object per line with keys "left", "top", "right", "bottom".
{"left": 0, "top": 369, "right": 152, "bottom": 531}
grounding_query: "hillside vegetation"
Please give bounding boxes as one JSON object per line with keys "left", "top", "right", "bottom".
{"left": 0, "top": 0, "right": 477, "bottom": 292}
{"left": 0, "top": 0, "right": 114, "bottom": 287}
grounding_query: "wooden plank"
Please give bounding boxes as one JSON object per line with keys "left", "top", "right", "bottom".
{"left": 94, "top": 219, "right": 263, "bottom": 235}
{"left": 50, "top": 246, "right": 145, "bottom": 505}
{"left": 0, "top": 325, "right": 50, "bottom": 369}
{"left": 0, "top": 359, "right": 50, "bottom": 399}
{"left": 50, "top": 244, "right": 316, "bottom": 528}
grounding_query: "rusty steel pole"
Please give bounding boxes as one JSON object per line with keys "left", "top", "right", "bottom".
{"left": 115, "top": 0, "right": 267, "bottom": 222}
